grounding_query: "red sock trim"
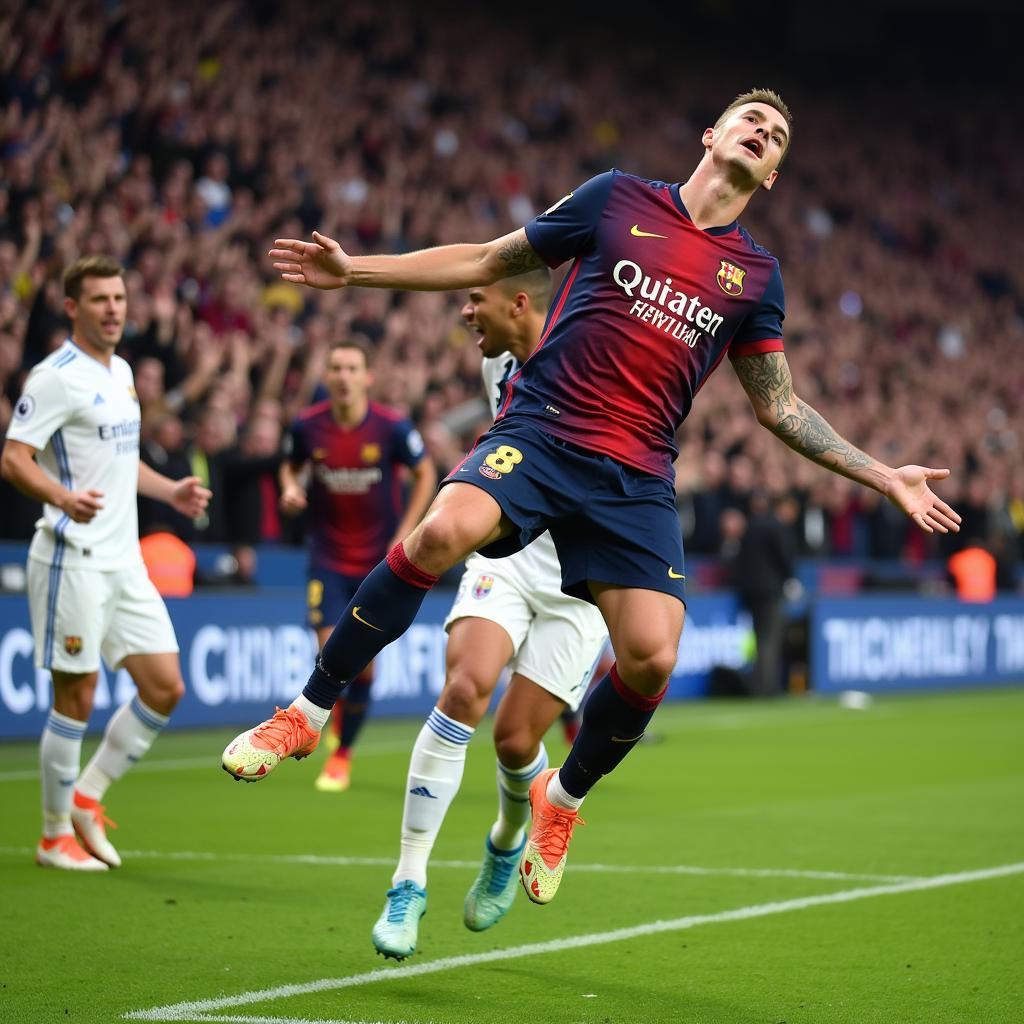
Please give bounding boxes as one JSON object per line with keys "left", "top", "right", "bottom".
{"left": 610, "top": 663, "right": 668, "bottom": 712}
{"left": 386, "top": 543, "right": 440, "bottom": 590}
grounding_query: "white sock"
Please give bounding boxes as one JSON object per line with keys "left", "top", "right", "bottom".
{"left": 291, "top": 694, "right": 331, "bottom": 732}
{"left": 546, "top": 769, "right": 585, "bottom": 812}
{"left": 40, "top": 710, "right": 86, "bottom": 839}
{"left": 393, "top": 707, "right": 473, "bottom": 889}
{"left": 490, "top": 744, "right": 547, "bottom": 851}
{"left": 77, "top": 696, "right": 169, "bottom": 801}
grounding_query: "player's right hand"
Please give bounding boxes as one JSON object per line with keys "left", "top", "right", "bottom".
{"left": 279, "top": 484, "right": 308, "bottom": 516}
{"left": 269, "top": 231, "right": 351, "bottom": 290}
{"left": 60, "top": 489, "right": 104, "bottom": 523}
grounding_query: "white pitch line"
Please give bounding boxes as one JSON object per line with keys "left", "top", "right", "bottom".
{"left": 0, "top": 741, "right": 415, "bottom": 783}
{"left": 178, "top": 1017, "right": 424, "bottom": 1024}
{"left": 125, "top": 861, "right": 1024, "bottom": 1022}
{"left": 0, "top": 845, "right": 916, "bottom": 883}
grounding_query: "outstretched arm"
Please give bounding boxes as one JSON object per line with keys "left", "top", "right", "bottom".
{"left": 732, "top": 351, "right": 961, "bottom": 535}
{"left": 268, "top": 228, "right": 546, "bottom": 292}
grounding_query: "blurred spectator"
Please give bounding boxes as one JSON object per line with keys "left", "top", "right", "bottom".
{"left": 223, "top": 414, "right": 287, "bottom": 583}
{"left": 732, "top": 492, "right": 799, "bottom": 697}
{"left": 947, "top": 535, "right": 997, "bottom": 603}
{"left": 139, "top": 412, "right": 195, "bottom": 539}
{"left": 140, "top": 527, "right": 197, "bottom": 597}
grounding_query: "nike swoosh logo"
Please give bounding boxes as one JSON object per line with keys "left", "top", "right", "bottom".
{"left": 668, "top": 567, "right": 686, "bottom": 579}
{"left": 631, "top": 224, "right": 669, "bottom": 239}
{"left": 611, "top": 732, "right": 645, "bottom": 743}
{"left": 351, "top": 606, "right": 383, "bottom": 631}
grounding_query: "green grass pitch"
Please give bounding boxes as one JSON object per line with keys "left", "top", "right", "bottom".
{"left": 2, "top": 688, "right": 1022, "bottom": 1024}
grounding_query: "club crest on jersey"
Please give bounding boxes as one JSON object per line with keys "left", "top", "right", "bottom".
{"left": 361, "top": 443, "right": 381, "bottom": 464}
{"left": 64, "top": 635, "right": 83, "bottom": 656}
{"left": 479, "top": 465, "right": 501, "bottom": 480}
{"left": 312, "top": 447, "right": 328, "bottom": 460}
{"left": 127, "top": 384, "right": 139, "bottom": 402}
{"left": 472, "top": 575, "right": 494, "bottom": 600}
{"left": 716, "top": 261, "right": 747, "bottom": 296}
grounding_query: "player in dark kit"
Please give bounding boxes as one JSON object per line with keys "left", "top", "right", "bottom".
{"left": 279, "top": 339, "right": 436, "bottom": 791}
{"left": 225, "top": 89, "right": 960, "bottom": 906}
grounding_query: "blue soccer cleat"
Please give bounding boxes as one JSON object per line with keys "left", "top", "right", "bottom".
{"left": 371, "top": 880, "right": 427, "bottom": 960}
{"left": 463, "top": 836, "right": 526, "bottom": 932}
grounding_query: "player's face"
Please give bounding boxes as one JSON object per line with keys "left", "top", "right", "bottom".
{"left": 462, "top": 285, "right": 514, "bottom": 358}
{"left": 707, "top": 103, "right": 789, "bottom": 191}
{"left": 325, "top": 347, "right": 371, "bottom": 405}
{"left": 66, "top": 275, "right": 127, "bottom": 351}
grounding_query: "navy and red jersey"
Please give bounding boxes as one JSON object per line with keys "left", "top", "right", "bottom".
{"left": 287, "top": 401, "right": 425, "bottom": 576}
{"left": 498, "top": 169, "right": 785, "bottom": 481}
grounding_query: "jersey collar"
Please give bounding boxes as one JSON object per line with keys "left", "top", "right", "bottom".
{"left": 670, "top": 185, "right": 738, "bottom": 237}
{"left": 67, "top": 338, "right": 113, "bottom": 373}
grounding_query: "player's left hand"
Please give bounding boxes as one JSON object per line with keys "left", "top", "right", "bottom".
{"left": 269, "top": 231, "right": 351, "bottom": 290}
{"left": 886, "top": 466, "right": 961, "bottom": 534}
{"left": 171, "top": 476, "right": 212, "bottom": 518}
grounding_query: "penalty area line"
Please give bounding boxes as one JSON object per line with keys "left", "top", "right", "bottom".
{"left": 125, "top": 860, "right": 1024, "bottom": 1022}
{"left": 0, "top": 845, "right": 918, "bottom": 883}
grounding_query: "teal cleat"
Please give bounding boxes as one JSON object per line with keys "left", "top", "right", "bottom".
{"left": 372, "top": 880, "right": 427, "bottom": 960}
{"left": 463, "top": 836, "right": 526, "bottom": 932}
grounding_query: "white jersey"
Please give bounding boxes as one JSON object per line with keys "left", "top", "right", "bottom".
{"left": 7, "top": 340, "right": 143, "bottom": 570}
{"left": 479, "top": 353, "right": 571, "bottom": 587}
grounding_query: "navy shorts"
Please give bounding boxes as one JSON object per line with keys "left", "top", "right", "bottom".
{"left": 307, "top": 567, "right": 365, "bottom": 628}
{"left": 443, "top": 420, "right": 686, "bottom": 605}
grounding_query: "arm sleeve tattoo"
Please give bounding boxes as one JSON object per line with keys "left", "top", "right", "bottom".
{"left": 733, "top": 352, "right": 877, "bottom": 477}
{"left": 496, "top": 233, "right": 546, "bottom": 276}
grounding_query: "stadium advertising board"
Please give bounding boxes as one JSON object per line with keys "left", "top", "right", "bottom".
{"left": 0, "top": 591, "right": 748, "bottom": 738}
{"left": 811, "top": 596, "right": 1024, "bottom": 691}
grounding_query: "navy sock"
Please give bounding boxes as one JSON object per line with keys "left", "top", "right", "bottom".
{"left": 303, "top": 545, "right": 438, "bottom": 709}
{"left": 339, "top": 671, "right": 373, "bottom": 751}
{"left": 558, "top": 664, "right": 667, "bottom": 798}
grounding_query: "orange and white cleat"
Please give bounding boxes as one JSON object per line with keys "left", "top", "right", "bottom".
{"left": 222, "top": 706, "right": 320, "bottom": 782}
{"left": 519, "top": 768, "right": 584, "bottom": 905}
{"left": 71, "top": 791, "right": 121, "bottom": 867}
{"left": 314, "top": 750, "right": 351, "bottom": 792}
{"left": 36, "top": 833, "right": 108, "bottom": 872}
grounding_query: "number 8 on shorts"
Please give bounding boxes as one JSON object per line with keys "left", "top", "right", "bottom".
{"left": 484, "top": 446, "right": 524, "bottom": 475}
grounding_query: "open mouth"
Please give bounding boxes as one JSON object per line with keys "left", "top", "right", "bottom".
{"left": 741, "top": 138, "right": 763, "bottom": 158}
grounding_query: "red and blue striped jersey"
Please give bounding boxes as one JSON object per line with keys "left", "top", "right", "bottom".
{"left": 287, "top": 401, "right": 425, "bottom": 576}
{"left": 501, "top": 169, "right": 785, "bottom": 480}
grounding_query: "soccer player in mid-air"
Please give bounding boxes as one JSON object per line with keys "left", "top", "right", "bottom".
{"left": 2, "top": 256, "right": 210, "bottom": 871}
{"left": 279, "top": 338, "right": 436, "bottom": 790}
{"left": 371, "top": 270, "right": 608, "bottom": 959}
{"left": 225, "top": 88, "right": 961, "bottom": 907}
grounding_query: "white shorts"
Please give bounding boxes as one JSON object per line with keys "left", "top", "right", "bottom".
{"left": 27, "top": 558, "right": 179, "bottom": 673}
{"left": 444, "top": 550, "right": 608, "bottom": 712}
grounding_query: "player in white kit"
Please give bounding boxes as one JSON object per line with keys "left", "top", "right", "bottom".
{"left": 371, "top": 269, "right": 608, "bottom": 959}
{"left": 1, "top": 256, "right": 211, "bottom": 871}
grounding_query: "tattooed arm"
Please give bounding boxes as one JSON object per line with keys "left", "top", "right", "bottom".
{"left": 732, "top": 351, "right": 961, "bottom": 535}
{"left": 268, "top": 228, "right": 545, "bottom": 292}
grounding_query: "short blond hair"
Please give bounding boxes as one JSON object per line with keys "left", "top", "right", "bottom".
{"left": 715, "top": 88, "right": 793, "bottom": 157}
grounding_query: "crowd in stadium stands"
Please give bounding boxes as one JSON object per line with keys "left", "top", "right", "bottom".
{"left": 1, "top": 0, "right": 1021, "bottom": 586}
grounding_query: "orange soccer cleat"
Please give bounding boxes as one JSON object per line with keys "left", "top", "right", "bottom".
{"left": 519, "top": 768, "right": 584, "bottom": 905}
{"left": 36, "top": 833, "right": 108, "bottom": 872}
{"left": 314, "top": 750, "right": 351, "bottom": 792}
{"left": 71, "top": 791, "right": 121, "bottom": 867}
{"left": 221, "top": 706, "right": 320, "bottom": 782}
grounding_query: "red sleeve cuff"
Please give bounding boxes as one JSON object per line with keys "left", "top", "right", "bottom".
{"left": 729, "top": 338, "right": 785, "bottom": 359}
